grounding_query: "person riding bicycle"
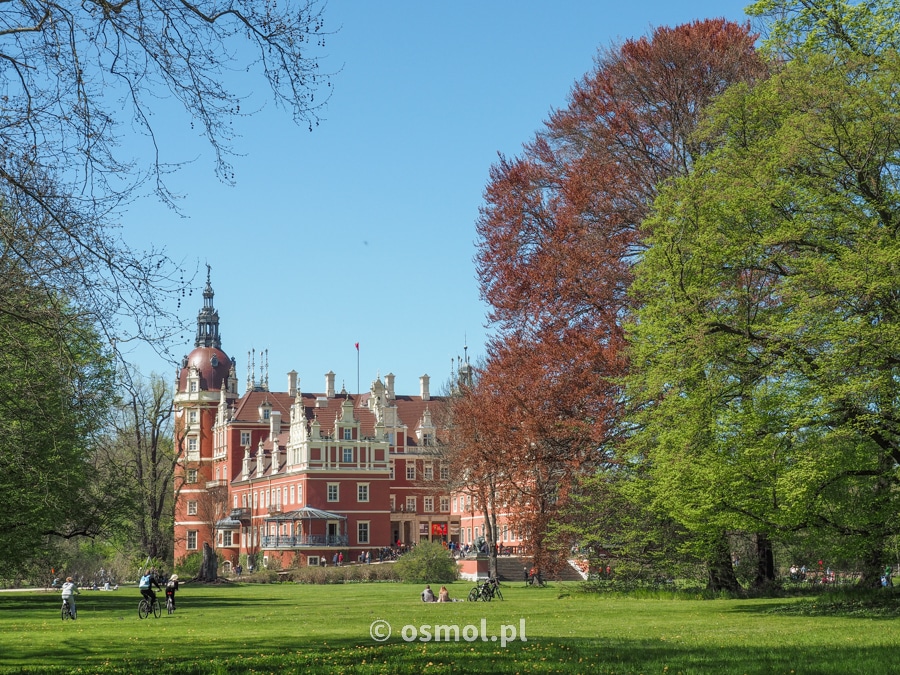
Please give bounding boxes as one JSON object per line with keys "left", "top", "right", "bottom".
{"left": 139, "top": 568, "right": 162, "bottom": 607}
{"left": 61, "top": 576, "right": 78, "bottom": 616}
{"left": 165, "top": 574, "right": 179, "bottom": 610}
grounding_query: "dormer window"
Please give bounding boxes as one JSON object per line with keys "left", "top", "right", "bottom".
{"left": 343, "top": 428, "right": 352, "bottom": 440}
{"left": 263, "top": 408, "right": 270, "bottom": 420}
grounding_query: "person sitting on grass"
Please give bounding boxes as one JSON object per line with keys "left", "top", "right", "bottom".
{"left": 438, "top": 585, "right": 450, "bottom": 602}
{"left": 421, "top": 585, "right": 436, "bottom": 602}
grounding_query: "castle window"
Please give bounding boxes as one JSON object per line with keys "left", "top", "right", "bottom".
{"left": 357, "top": 483, "right": 369, "bottom": 502}
{"left": 343, "top": 447, "right": 353, "bottom": 463}
{"left": 358, "top": 521, "right": 370, "bottom": 544}
{"left": 187, "top": 531, "right": 198, "bottom": 550}
{"left": 187, "top": 437, "right": 199, "bottom": 460}
{"left": 187, "top": 500, "right": 197, "bottom": 516}
{"left": 187, "top": 469, "right": 198, "bottom": 484}
{"left": 343, "top": 428, "right": 352, "bottom": 440}
{"left": 406, "top": 463, "right": 416, "bottom": 481}
{"left": 327, "top": 483, "right": 339, "bottom": 502}
{"left": 241, "top": 431, "right": 251, "bottom": 446}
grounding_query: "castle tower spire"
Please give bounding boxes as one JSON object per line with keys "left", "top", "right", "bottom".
{"left": 195, "top": 264, "right": 222, "bottom": 349}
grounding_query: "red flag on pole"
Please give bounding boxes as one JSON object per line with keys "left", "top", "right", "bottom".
{"left": 355, "top": 342, "right": 359, "bottom": 351}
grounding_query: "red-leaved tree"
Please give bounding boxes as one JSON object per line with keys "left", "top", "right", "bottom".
{"left": 465, "top": 19, "right": 764, "bottom": 573}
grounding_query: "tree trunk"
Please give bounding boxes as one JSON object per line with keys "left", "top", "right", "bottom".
{"left": 197, "top": 542, "right": 218, "bottom": 582}
{"left": 857, "top": 538, "right": 886, "bottom": 589}
{"left": 752, "top": 533, "right": 775, "bottom": 589}
{"left": 706, "top": 531, "right": 741, "bottom": 592}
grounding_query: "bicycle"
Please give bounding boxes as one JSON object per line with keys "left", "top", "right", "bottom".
{"left": 166, "top": 594, "right": 175, "bottom": 615}
{"left": 138, "top": 595, "right": 161, "bottom": 619}
{"left": 61, "top": 598, "right": 76, "bottom": 621}
{"left": 467, "top": 578, "right": 503, "bottom": 602}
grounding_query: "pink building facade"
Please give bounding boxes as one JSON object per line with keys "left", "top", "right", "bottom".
{"left": 172, "top": 279, "right": 462, "bottom": 571}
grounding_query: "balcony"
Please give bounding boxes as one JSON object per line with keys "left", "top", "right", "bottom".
{"left": 267, "top": 505, "right": 283, "bottom": 516}
{"left": 229, "top": 508, "right": 251, "bottom": 523}
{"left": 206, "top": 479, "right": 228, "bottom": 490}
{"left": 261, "top": 534, "right": 349, "bottom": 549}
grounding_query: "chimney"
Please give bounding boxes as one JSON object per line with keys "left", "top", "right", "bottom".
{"left": 287, "top": 370, "right": 298, "bottom": 398}
{"left": 270, "top": 410, "right": 282, "bottom": 436}
{"left": 385, "top": 372, "right": 395, "bottom": 400}
{"left": 420, "top": 374, "right": 430, "bottom": 402}
{"left": 325, "top": 371, "right": 335, "bottom": 398}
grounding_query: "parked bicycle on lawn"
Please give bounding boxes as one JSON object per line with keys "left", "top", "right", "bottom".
{"left": 467, "top": 577, "right": 503, "bottom": 601}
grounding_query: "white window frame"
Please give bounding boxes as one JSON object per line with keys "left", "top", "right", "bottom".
{"left": 186, "top": 436, "right": 199, "bottom": 460}
{"left": 343, "top": 447, "right": 353, "bottom": 463}
{"left": 406, "top": 463, "right": 416, "bottom": 481}
{"left": 357, "top": 483, "right": 369, "bottom": 503}
{"left": 358, "top": 521, "right": 370, "bottom": 545}
{"left": 187, "top": 500, "right": 198, "bottom": 516}
{"left": 406, "top": 496, "right": 416, "bottom": 512}
{"left": 423, "top": 496, "right": 434, "bottom": 513}
{"left": 327, "top": 483, "right": 339, "bottom": 502}
{"left": 241, "top": 431, "right": 251, "bottom": 446}
{"left": 187, "top": 530, "right": 198, "bottom": 550}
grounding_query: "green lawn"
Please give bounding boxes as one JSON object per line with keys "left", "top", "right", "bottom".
{"left": 2, "top": 581, "right": 899, "bottom": 674}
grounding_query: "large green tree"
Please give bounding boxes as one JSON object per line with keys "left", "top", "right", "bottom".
{"left": 627, "top": 41, "right": 900, "bottom": 586}
{"left": 0, "top": 255, "right": 116, "bottom": 578}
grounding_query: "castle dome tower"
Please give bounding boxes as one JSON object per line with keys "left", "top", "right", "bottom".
{"left": 178, "top": 266, "right": 232, "bottom": 394}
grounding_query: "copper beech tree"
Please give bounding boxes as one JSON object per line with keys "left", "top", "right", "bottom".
{"left": 466, "top": 20, "right": 764, "bottom": 581}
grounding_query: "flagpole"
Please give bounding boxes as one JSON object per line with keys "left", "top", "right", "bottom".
{"left": 355, "top": 342, "right": 360, "bottom": 404}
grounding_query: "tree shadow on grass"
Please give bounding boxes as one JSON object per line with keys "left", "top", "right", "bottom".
{"left": 729, "top": 588, "right": 900, "bottom": 619}
{"left": 3, "top": 635, "right": 899, "bottom": 674}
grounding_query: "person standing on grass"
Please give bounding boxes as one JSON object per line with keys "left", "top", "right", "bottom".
{"left": 61, "top": 577, "right": 78, "bottom": 616}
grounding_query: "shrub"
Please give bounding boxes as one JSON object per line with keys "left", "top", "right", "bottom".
{"left": 393, "top": 542, "right": 459, "bottom": 584}
{"left": 176, "top": 553, "right": 203, "bottom": 579}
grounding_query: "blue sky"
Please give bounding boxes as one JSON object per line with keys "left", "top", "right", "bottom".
{"left": 127, "top": 0, "right": 755, "bottom": 397}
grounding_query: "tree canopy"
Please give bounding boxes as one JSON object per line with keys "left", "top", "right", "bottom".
{"left": 468, "top": 19, "right": 763, "bottom": 571}
{"left": 627, "top": 32, "right": 900, "bottom": 585}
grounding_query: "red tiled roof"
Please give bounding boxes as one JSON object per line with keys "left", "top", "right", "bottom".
{"left": 228, "top": 390, "right": 447, "bottom": 447}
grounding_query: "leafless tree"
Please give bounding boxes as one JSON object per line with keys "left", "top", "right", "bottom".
{"left": 0, "top": 1, "right": 333, "bottom": 362}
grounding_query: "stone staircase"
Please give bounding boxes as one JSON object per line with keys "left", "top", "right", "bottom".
{"left": 492, "top": 555, "right": 584, "bottom": 583}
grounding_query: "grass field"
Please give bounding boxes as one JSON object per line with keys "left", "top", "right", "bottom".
{"left": 2, "top": 580, "right": 900, "bottom": 674}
